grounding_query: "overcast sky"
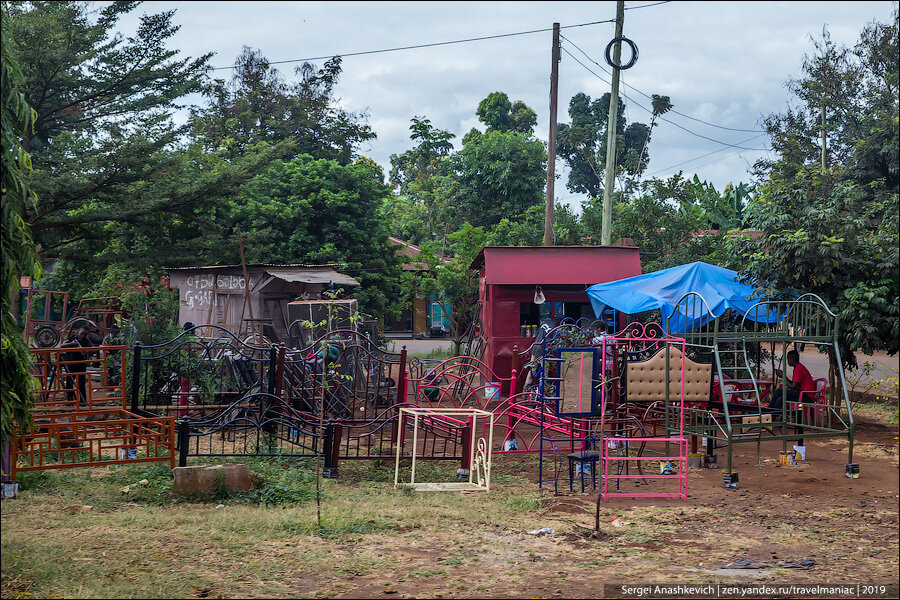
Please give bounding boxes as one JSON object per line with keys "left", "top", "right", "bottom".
{"left": 117, "top": 1, "right": 896, "bottom": 209}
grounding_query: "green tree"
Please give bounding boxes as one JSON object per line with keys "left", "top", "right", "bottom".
{"left": 606, "top": 174, "right": 725, "bottom": 272}
{"left": 556, "top": 92, "right": 671, "bottom": 199}
{"left": 476, "top": 91, "right": 537, "bottom": 133}
{"left": 677, "top": 178, "right": 753, "bottom": 231}
{"left": 450, "top": 124, "right": 546, "bottom": 230}
{"left": 3, "top": 1, "right": 214, "bottom": 259}
{"left": 237, "top": 155, "right": 402, "bottom": 317}
{"left": 385, "top": 117, "right": 456, "bottom": 243}
{"left": 734, "top": 13, "right": 898, "bottom": 371}
{"left": 1, "top": 17, "right": 40, "bottom": 441}
{"left": 387, "top": 94, "right": 546, "bottom": 238}
{"left": 191, "top": 47, "right": 374, "bottom": 164}
{"left": 418, "top": 223, "right": 488, "bottom": 354}
{"left": 488, "top": 203, "right": 583, "bottom": 247}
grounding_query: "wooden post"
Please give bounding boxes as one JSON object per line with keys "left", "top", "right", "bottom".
{"left": 544, "top": 23, "right": 561, "bottom": 246}
{"left": 601, "top": 0, "right": 625, "bottom": 246}
{"left": 237, "top": 228, "right": 254, "bottom": 335}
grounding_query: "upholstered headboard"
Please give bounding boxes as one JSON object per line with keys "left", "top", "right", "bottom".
{"left": 624, "top": 346, "right": 711, "bottom": 404}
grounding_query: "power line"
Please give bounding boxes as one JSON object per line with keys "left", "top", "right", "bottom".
{"left": 625, "top": 1, "right": 673, "bottom": 10}
{"left": 560, "top": 46, "right": 770, "bottom": 151}
{"left": 560, "top": 34, "right": 766, "bottom": 134}
{"left": 645, "top": 133, "right": 769, "bottom": 177}
{"left": 211, "top": 19, "right": 616, "bottom": 71}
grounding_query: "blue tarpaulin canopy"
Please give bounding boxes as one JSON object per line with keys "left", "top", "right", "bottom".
{"left": 587, "top": 262, "right": 783, "bottom": 333}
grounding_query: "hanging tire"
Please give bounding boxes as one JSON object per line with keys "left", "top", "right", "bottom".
{"left": 35, "top": 325, "right": 61, "bottom": 348}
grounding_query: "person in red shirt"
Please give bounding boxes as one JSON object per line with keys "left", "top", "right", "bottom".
{"left": 769, "top": 349, "right": 815, "bottom": 411}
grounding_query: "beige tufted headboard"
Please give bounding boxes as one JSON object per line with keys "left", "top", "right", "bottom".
{"left": 624, "top": 346, "right": 711, "bottom": 404}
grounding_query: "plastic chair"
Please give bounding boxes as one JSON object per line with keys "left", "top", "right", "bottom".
{"left": 794, "top": 378, "right": 828, "bottom": 427}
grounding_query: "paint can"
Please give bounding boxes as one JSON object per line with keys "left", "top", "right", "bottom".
{"left": 703, "top": 454, "right": 718, "bottom": 469}
{"left": 688, "top": 453, "right": 702, "bottom": 468}
{"left": 845, "top": 463, "right": 860, "bottom": 479}
{"left": 778, "top": 451, "right": 792, "bottom": 466}
{"left": 724, "top": 472, "right": 739, "bottom": 489}
{"left": 792, "top": 445, "right": 806, "bottom": 462}
{"left": 660, "top": 461, "right": 677, "bottom": 475}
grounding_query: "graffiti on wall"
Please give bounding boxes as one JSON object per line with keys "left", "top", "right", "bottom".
{"left": 182, "top": 274, "right": 248, "bottom": 309}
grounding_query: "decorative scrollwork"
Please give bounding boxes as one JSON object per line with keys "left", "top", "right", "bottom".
{"left": 474, "top": 437, "right": 490, "bottom": 488}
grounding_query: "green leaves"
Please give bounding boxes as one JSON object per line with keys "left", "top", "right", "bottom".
{"left": 2, "top": 17, "right": 39, "bottom": 440}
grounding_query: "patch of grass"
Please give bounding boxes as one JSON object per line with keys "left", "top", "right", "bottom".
{"left": 245, "top": 466, "right": 317, "bottom": 507}
{"left": 503, "top": 496, "right": 543, "bottom": 512}
{"left": 278, "top": 516, "right": 397, "bottom": 540}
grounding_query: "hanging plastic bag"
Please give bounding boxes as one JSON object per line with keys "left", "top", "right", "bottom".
{"left": 533, "top": 285, "right": 545, "bottom": 304}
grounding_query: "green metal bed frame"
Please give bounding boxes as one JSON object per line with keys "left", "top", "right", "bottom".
{"left": 663, "top": 292, "right": 854, "bottom": 473}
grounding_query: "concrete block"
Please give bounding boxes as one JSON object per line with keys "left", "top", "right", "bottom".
{"left": 172, "top": 464, "right": 257, "bottom": 495}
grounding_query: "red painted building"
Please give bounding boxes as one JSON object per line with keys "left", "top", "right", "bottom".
{"left": 470, "top": 245, "right": 642, "bottom": 384}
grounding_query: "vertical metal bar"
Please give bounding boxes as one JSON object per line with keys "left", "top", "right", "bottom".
{"left": 397, "top": 347, "right": 407, "bottom": 405}
{"left": 177, "top": 420, "right": 189, "bottom": 467}
{"left": 130, "top": 342, "right": 142, "bottom": 413}
{"left": 411, "top": 412, "right": 419, "bottom": 485}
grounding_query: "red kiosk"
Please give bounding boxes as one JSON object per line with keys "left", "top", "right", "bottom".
{"left": 470, "top": 246, "right": 642, "bottom": 390}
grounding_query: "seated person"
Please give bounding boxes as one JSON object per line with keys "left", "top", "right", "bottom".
{"left": 767, "top": 349, "right": 815, "bottom": 411}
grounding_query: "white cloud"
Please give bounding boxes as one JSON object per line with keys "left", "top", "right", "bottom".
{"left": 112, "top": 0, "right": 893, "bottom": 191}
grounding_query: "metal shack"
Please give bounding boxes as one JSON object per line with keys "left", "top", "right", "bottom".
{"left": 470, "top": 246, "right": 642, "bottom": 385}
{"left": 168, "top": 264, "right": 359, "bottom": 342}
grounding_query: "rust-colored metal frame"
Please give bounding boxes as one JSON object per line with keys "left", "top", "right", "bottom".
{"left": 8, "top": 346, "right": 175, "bottom": 480}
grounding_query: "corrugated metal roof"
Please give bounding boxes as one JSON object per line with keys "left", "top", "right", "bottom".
{"left": 167, "top": 264, "right": 359, "bottom": 286}
{"left": 167, "top": 263, "right": 345, "bottom": 270}
{"left": 264, "top": 267, "right": 359, "bottom": 287}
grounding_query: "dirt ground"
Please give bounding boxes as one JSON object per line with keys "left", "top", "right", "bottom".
{"left": 324, "top": 420, "right": 899, "bottom": 599}
{"left": 2, "top": 412, "right": 897, "bottom": 599}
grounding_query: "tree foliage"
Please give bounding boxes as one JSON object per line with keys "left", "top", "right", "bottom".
{"left": 556, "top": 92, "right": 671, "bottom": 199}
{"left": 734, "top": 10, "right": 899, "bottom": 364}
{"left": 450, "top": 126, "right": 546, "bottom": 230}
{"left": 190, "top": 48, "right": 374, "bottom": 164}
{"left": 1, "top": 17, "right": 39, "bottom": 441}
{"left": 239, "top": 155, "right": 402, "bottom": 317}
{"left": 386, "top": 117, "right": 456, "bottom": 243}
{"left": 3, "top": 1, "right": 213, "bottom": 259}
{"left": 607, "top": 174, "right": 727, "bottom": 272}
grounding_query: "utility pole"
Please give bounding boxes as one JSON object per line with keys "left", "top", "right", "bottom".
{"left": 544, "top": 22, "right": 560, "bottom": 247}
{"left": 601, "top": 0, "right": 625, "bottom": 246}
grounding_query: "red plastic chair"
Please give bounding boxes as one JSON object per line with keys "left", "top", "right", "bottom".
{"left": 793, "top": 378, "right": 827, "bottom": 427}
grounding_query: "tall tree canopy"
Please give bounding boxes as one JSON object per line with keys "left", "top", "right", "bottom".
{"left": 384, "top": 92, "right": 546, "bottom": 241}
{"left": 556, "top": 92, "right": 671, "bottom": 199}
{"left": 3, "top": 1, "right": 212, "bottom": 259}
{"left": 238, "top": 155, "right": 402, "bottom": 316}
{"left": 731, "top": 11, "right": 899, "bottom": 364}
{"left": 386, "top": 117, "right": 456, "bottom": 243}
{"left": 190, "top": 47, "right": 375, "bottom": 164}
{"left": 1, "top": 16, "right": 40, "bottom": 440}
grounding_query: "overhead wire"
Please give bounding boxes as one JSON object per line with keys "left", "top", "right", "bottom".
{"left": 644, "top": 133, "right": 769, "bottom": 177}
{"left": 208, "top": 5, "right": 675, "bottom": 72}
{"left": 560, "top": 45, "right": 770, "bottom": 151}
{"left": 211, "top": 18, "right": 617, "bottom": 70}
{"left": 560, "top": 34, "right": 766, "bottom": 134}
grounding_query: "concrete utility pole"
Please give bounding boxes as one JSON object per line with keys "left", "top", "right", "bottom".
{"left": 544, "top": 22, "right": 560, "bottom": 247}
{"left": 601, "top": 0, "right": 625, "bottom": 246}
